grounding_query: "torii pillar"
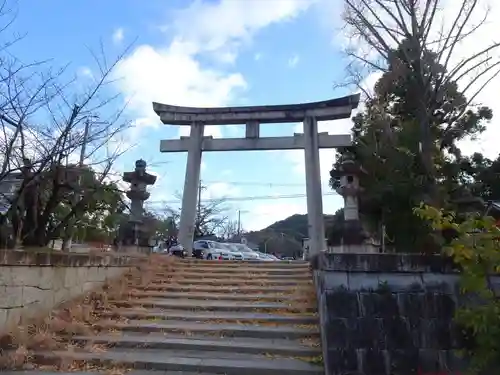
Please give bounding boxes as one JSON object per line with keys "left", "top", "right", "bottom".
{"left": 303, "top": 116, "right": 327, "bottom": 259}
{"left": 177, "top": 122, "right": 204, "bottom": 254}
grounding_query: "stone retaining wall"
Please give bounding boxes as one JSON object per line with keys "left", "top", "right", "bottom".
{"left": 0, "top": 250, "right": 134, "bottom": 333}
{"left": 312, "top": 252, "right": 499, "bottom": 375}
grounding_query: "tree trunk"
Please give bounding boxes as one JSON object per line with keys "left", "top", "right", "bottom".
{"left": 21, "top": 226, "right": 49, "bottom": 247}
{"left": 418, "top": 103, "right": 439, "bottom": 207}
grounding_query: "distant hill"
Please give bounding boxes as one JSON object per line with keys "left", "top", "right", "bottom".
{"left": 243, "top": 212, "right": 341, "bottom": 257}
{"left": 264, "top": 213, "right": 340, "bottom": 241}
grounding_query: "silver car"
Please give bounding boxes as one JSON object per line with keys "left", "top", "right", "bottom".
{"left": 230, "top": 243, "right": 260, "bottom": 260}
{"left": 193, "top": 240, "right": 235, "bottom": 260}
{"left": 211, "top": 242, "right": 237, "bottom": 260}
{"left": 255, "top": 252, "right": 276, "bottom": 261}
{"left": 221, "top": 243, "right": 244, "bottom": 260}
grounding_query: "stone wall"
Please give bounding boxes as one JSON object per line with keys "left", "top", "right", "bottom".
{"left": 312, "top": 252, "right": 498, "bottom": 375}
{"left": 0, "top": 250, "right": 133, "bottom": 333}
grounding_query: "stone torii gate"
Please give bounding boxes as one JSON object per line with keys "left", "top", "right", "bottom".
{"left": 153, "top": 94, "right": 360, "bottom": 258}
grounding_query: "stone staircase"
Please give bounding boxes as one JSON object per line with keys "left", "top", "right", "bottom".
{"left": 10, "top": 258, "right": 324, "bottom": 375}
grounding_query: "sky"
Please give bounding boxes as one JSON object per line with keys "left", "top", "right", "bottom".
{"left": 7, "top": 0, "right": 500, "bottom": 232}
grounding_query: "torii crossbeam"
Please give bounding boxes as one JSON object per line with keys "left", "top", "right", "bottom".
{"left": 153, "top": 94, "right": 360, "bottom": 258}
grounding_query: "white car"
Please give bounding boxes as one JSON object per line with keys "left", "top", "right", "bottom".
{"left": 267, "top": 254, "right": 280, "bottom": 261}
{"left": 221, "top": 243, "right": 244, "bottom": 260}
{"left": 255, "top": 252, "right": 276, "bottom": 261}
{"left": 230, "top": 243, "right": 260, "bottom": 260}
{"left": 193, "top": 240, "right": 235, "bottom": 260}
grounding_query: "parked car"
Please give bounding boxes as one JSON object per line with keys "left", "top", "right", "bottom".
{"left": 230, "top": 243, "right": 260, "bottom": 260}
{"left": 169, "top": 243, "right": 187, "bottom": 258}
{"left": 221, "top": 243, "right": 244, "bottom": 260}
{"left": 211, "top": 242, "right": 238, "bottom": 260}
{"left": 255, "top": 252, "right": 278, "bottom": 261}
{"left": 192, "top": 240, "right": 209, "bottom": 259}
{"left": 193, "top": 240, "right": 235, "bottom": 260}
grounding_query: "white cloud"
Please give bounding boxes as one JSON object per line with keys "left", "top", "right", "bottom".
{"left": 288, "top": 54, "right": 300, "bottom": 68}
{"left": 171, "top": 0, "right": 313, "bottom": 63}
{"left": 203, "top": 182, "right": 240, "bottom": 199}
{"left": 112, "top": 28, "right": 124, "bottom": 45}
{"left": 114, "top": 42, "right": 246, "bottom": 133}
{"left": 443, "top": 1, "right": 500, "bottom": 159}
{"left": 114, "top": 0, "right": 313, "bottom": 139}
{"left": 77, "top": 67, "right": 93, "bottom": 79}
{"left": 246, "top": 201, "right": 304, "bottom": 231}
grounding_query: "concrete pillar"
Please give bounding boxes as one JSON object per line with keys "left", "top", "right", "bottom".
{"left": 303, "top": 116, "right": 326, "bottom": 258}
{"left": 178, "top": 122, "right": 205, "bottom": 256}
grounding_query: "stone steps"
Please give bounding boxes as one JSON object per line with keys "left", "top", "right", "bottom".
{"left": 93, "top": 319, "right": 319, "bottom": 339}
{"left": 148, "top": 277, "right": 310, "bottom": 286}
{"left": 136, "top": 283, "right": 300, "bottom": 294}
{"left": 72, "top": 332, "right": 321, "bottom": 356}
{"left": 166, "top": 261, "right": 309, "bottom": 269}
{"left": 163, "top": 267, "right": 311, "bottom": 275}
{"left": 22, "top": 258, "right": 321, "bottom": 375}
{"left": 33, "top": 348, "right": 323, "bottom": 375}
{"left": 125, "top": 290, "right": 293, "bottom": 301}
{"left": 109, "top": 298, "right": 313, "bottom": 312}
{"left": 100, "top": 308, "right": 318, "bottom": 324}
{"left": 160, "top": 271, "right": 312, "bottom": 279}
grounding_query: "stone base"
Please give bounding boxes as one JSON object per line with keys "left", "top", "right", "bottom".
{"left": 341, "top": 219, "right": 369, "bottom": 244}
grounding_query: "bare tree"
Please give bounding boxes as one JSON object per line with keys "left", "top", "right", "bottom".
{"left": 0, "top": 3, "right": 135, "bottom": 248}
{"left": 158, "top": 197, "right": 231, "bottom": 238}
{"left": 220, "top": 220, "right": 239, "bottom": 240}
{"left": 341, "top": 0, "right": 500, "bottom": 203}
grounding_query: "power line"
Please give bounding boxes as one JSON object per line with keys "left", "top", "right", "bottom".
{"left": 146, "top": 191, "right": 338, "bottom": 205}
{"left": 202, "top": 180, "right": 311, "bottom": 187}
{"left": 103, "top": 173, "right": 329, "bottom": 188}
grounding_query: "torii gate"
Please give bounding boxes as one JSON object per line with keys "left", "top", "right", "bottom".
{"left": 153, "top": 94, "right": 360, "bottom": 258}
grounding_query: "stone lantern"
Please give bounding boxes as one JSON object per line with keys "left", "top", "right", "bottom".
{"left": 121, "top": 159, "right": 157, "bottom": 251}
{"left": 330, "top": 154, "right": 373, "bottom": 253}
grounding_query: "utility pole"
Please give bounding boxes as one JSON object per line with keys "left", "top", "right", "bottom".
{"left": 236, "top": 210, "right": 248, "bottom": 238}
{"left": 237, "top": 210, "right": 241, "bottom": 236}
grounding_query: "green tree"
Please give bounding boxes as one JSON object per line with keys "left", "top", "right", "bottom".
{"left": 342, "top": 0, "right": 500, "bottom": 204}
{"left": 458, "top": 153, "right": 500, "bottom": 202}
{"left": 415, "top": 204, "right": 500, "bottom": 373}
{"left": 39, "top": 171, "right": 126, "bottom": 246}
{"left": 331, "top": 40, "right": 493, "bottom": 252}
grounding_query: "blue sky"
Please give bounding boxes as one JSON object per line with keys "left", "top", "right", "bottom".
{"left": 9, "top": 0, "right": 500, "bottom": 231}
